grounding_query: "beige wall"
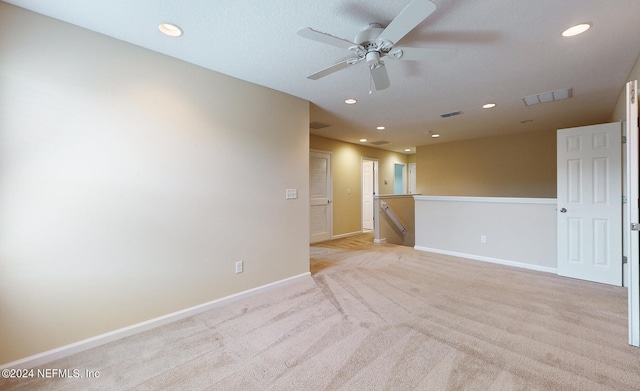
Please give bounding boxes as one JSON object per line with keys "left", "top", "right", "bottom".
{"left": 415, "top": 129, "right": 557, "bottom": 198}
{"left": 310, "top": 135, "right": 408, "bottom": 236}
{"left": 0, "top": 3, "right": 309, "bottom": 365}
{"left": 413, "top": 51, "right": 640, "bottom": 199}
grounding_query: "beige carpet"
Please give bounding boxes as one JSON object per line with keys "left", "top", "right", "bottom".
{"left": 3, "top": 233, "right": 640, "bottom": 390}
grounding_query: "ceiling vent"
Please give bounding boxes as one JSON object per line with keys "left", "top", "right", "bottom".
{"left": 309, "top": 121, "right": 331, "bottom": 129}
{"left": 440, "top": 110, "right": 463, "bottom": 118}
{"left": 522, "top": 88, "right": 572, "bottom": 106}
{"left": 370, "top": 140, "right": 390, "bottom": 145}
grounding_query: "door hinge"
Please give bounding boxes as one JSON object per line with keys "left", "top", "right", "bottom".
{"left": 632, "top": 223, "right": 640, "bottom": 231}
{"left": 623, "top": 135, "right": 627, "bottom": 144}
{"left": 623, "top": 195, "right": 628, "bottom": 204}
{"left": 623, "top": 256, "right": 628, "bottom": 264}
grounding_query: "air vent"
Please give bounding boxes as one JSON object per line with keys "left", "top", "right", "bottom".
{"left": 522, "top": 88, "right": 572, "bottom": 106}
{"left": 370, "top": 140, "right": 390, "bottom": 145}
{"left": 440, "top": 110, "right": 462, "bottom": 118}
{"left": 309, "top": 121, "right": 331, "bottom": 129}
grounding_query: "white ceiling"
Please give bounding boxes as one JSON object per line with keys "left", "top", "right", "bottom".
{"left": 5, "top": 0, "right": 640, "bottom": 153}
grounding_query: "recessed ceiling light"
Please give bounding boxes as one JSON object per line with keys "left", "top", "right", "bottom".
{"left": 345, "top": 98, "right": 357, "bottom": 104}
{"left": 360, "top": 138, "right": 367, "bottom": 142}
{"left": 404, "top": 148, "right": 411, "bottom": 152}
{"left": 425, "top": 130, "right": 440, "bottom": 138}
{"left": 377, "top": 126, "right": 385, "bottom": 130}
{"left": 159, "top": 23, "right": 183, "bottom": 37}
{"left": 482, "top": 103, "right": 496, "bottom": 109}
{"left": 562, "top": 23, "right": 591, "bottom": 37}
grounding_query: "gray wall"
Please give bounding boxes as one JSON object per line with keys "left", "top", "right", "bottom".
{"left": 415, "top": 197, "right": 557, "bottom": 272}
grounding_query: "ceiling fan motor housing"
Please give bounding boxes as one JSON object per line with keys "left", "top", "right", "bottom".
{"left": 355, "top": 23, "right": 387, "bottom": 68}
{"left": 354, "top": 23, "right": 384, "bottom": 47}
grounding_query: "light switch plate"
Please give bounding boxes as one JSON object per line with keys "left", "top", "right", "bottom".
{"left": 286, "top": 189, "right": 298, "bottom": 199}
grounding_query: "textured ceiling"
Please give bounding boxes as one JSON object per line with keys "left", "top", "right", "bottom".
{"left": 4, "top": 0, "right": 640, "bottom": 153}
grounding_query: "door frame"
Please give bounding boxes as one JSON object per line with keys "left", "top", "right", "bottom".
{"left": 625, "top": 80, "right": 639, "bottom": 347}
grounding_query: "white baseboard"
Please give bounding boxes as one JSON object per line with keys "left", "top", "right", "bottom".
{"left": 414, "top": 246, "right": 557, "bottom": 274}
{"left": 374, "top": 238, "right": 386, "bottom": 244}
{"left": 1, "top": 272, "right": 312, "bottom": 370}
{"left": 332, "top": 231, "right": 366, "bottom": 240}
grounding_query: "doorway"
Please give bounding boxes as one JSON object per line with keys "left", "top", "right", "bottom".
{"left": 394, "top": 162, "right": 406, "bottom": 194}
{"left": 362, "top": 158, "right": 378, "bottom": 231}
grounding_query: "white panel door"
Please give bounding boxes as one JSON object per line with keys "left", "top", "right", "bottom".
{"left": 408, "top": 163, "right": 417, "bottom": 194}
{"left": 625, "top": 80, "right": 639, "bottom": 346}
{"left": 557, "top": 122, "right": 622, "bottom": 286}
{"left": 362, "top": 160, "right": 374, "bottom": 230}
{"left": 310, "top": 151, "right": 332, "bottom": 243}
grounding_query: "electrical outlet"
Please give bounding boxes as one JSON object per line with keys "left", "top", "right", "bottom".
{"left": 480, "top": 235, "right": 487, "bottom": 244}
{"left": 235, "top": 261, "right": 243, "bottom": 274}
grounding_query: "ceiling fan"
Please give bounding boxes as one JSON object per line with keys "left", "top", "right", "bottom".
{"left": 297, "top": 0, "right": 457, "bottom": 91}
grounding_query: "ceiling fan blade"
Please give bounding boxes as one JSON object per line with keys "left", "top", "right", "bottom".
{"left": 388, "top": 47, "right": 458, "bottom": 62}
{"left": 307, "top": 58, "right": 361, "bottom": 80}
{"left": 370, "top": 63, "right": 390, "bottom": 90}
{"left": 297, "top": 27, "right": 354, "bottom": 49}
{"left": 377, "top": 0, "right": 436, "bottom": 47}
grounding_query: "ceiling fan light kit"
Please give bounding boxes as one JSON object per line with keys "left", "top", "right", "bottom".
{"left": 297, "top": 0, "right": 457, "bottom": 91}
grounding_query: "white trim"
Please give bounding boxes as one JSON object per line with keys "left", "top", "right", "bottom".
{"left": 1, "top": 272, "right": 312, "bottom": 370}
{"left": 374, "top": 194, "right": 415, "bottom": 199}
{"left": 414, "top": 246, "right": 557, "bottom": 274}
{"left": 626, "top": 80, "right": 639, "bottom": 347}
{"left": 331, "top": 231, "right": 365, "bottom": 240}
{"left": 414, "top": 196, "right": 556, "bottom": 205}
{"left": 373, "top": 238, "right": 386, "bottom": 244}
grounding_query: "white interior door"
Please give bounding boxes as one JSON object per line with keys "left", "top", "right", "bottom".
{"left": 362, "top": 159, "right": 375, "bottom": 230}
{"left": 626, "top": 80, "right": 639, "bottom": 346}
{"left": 408, "top": 163, "right": 416, "bottom": 194}
{"left": 310, "top": 150, "right": 332, "bottom": 243}
{"left": 557, "top": 122, "right": 622, "bottom": 286}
